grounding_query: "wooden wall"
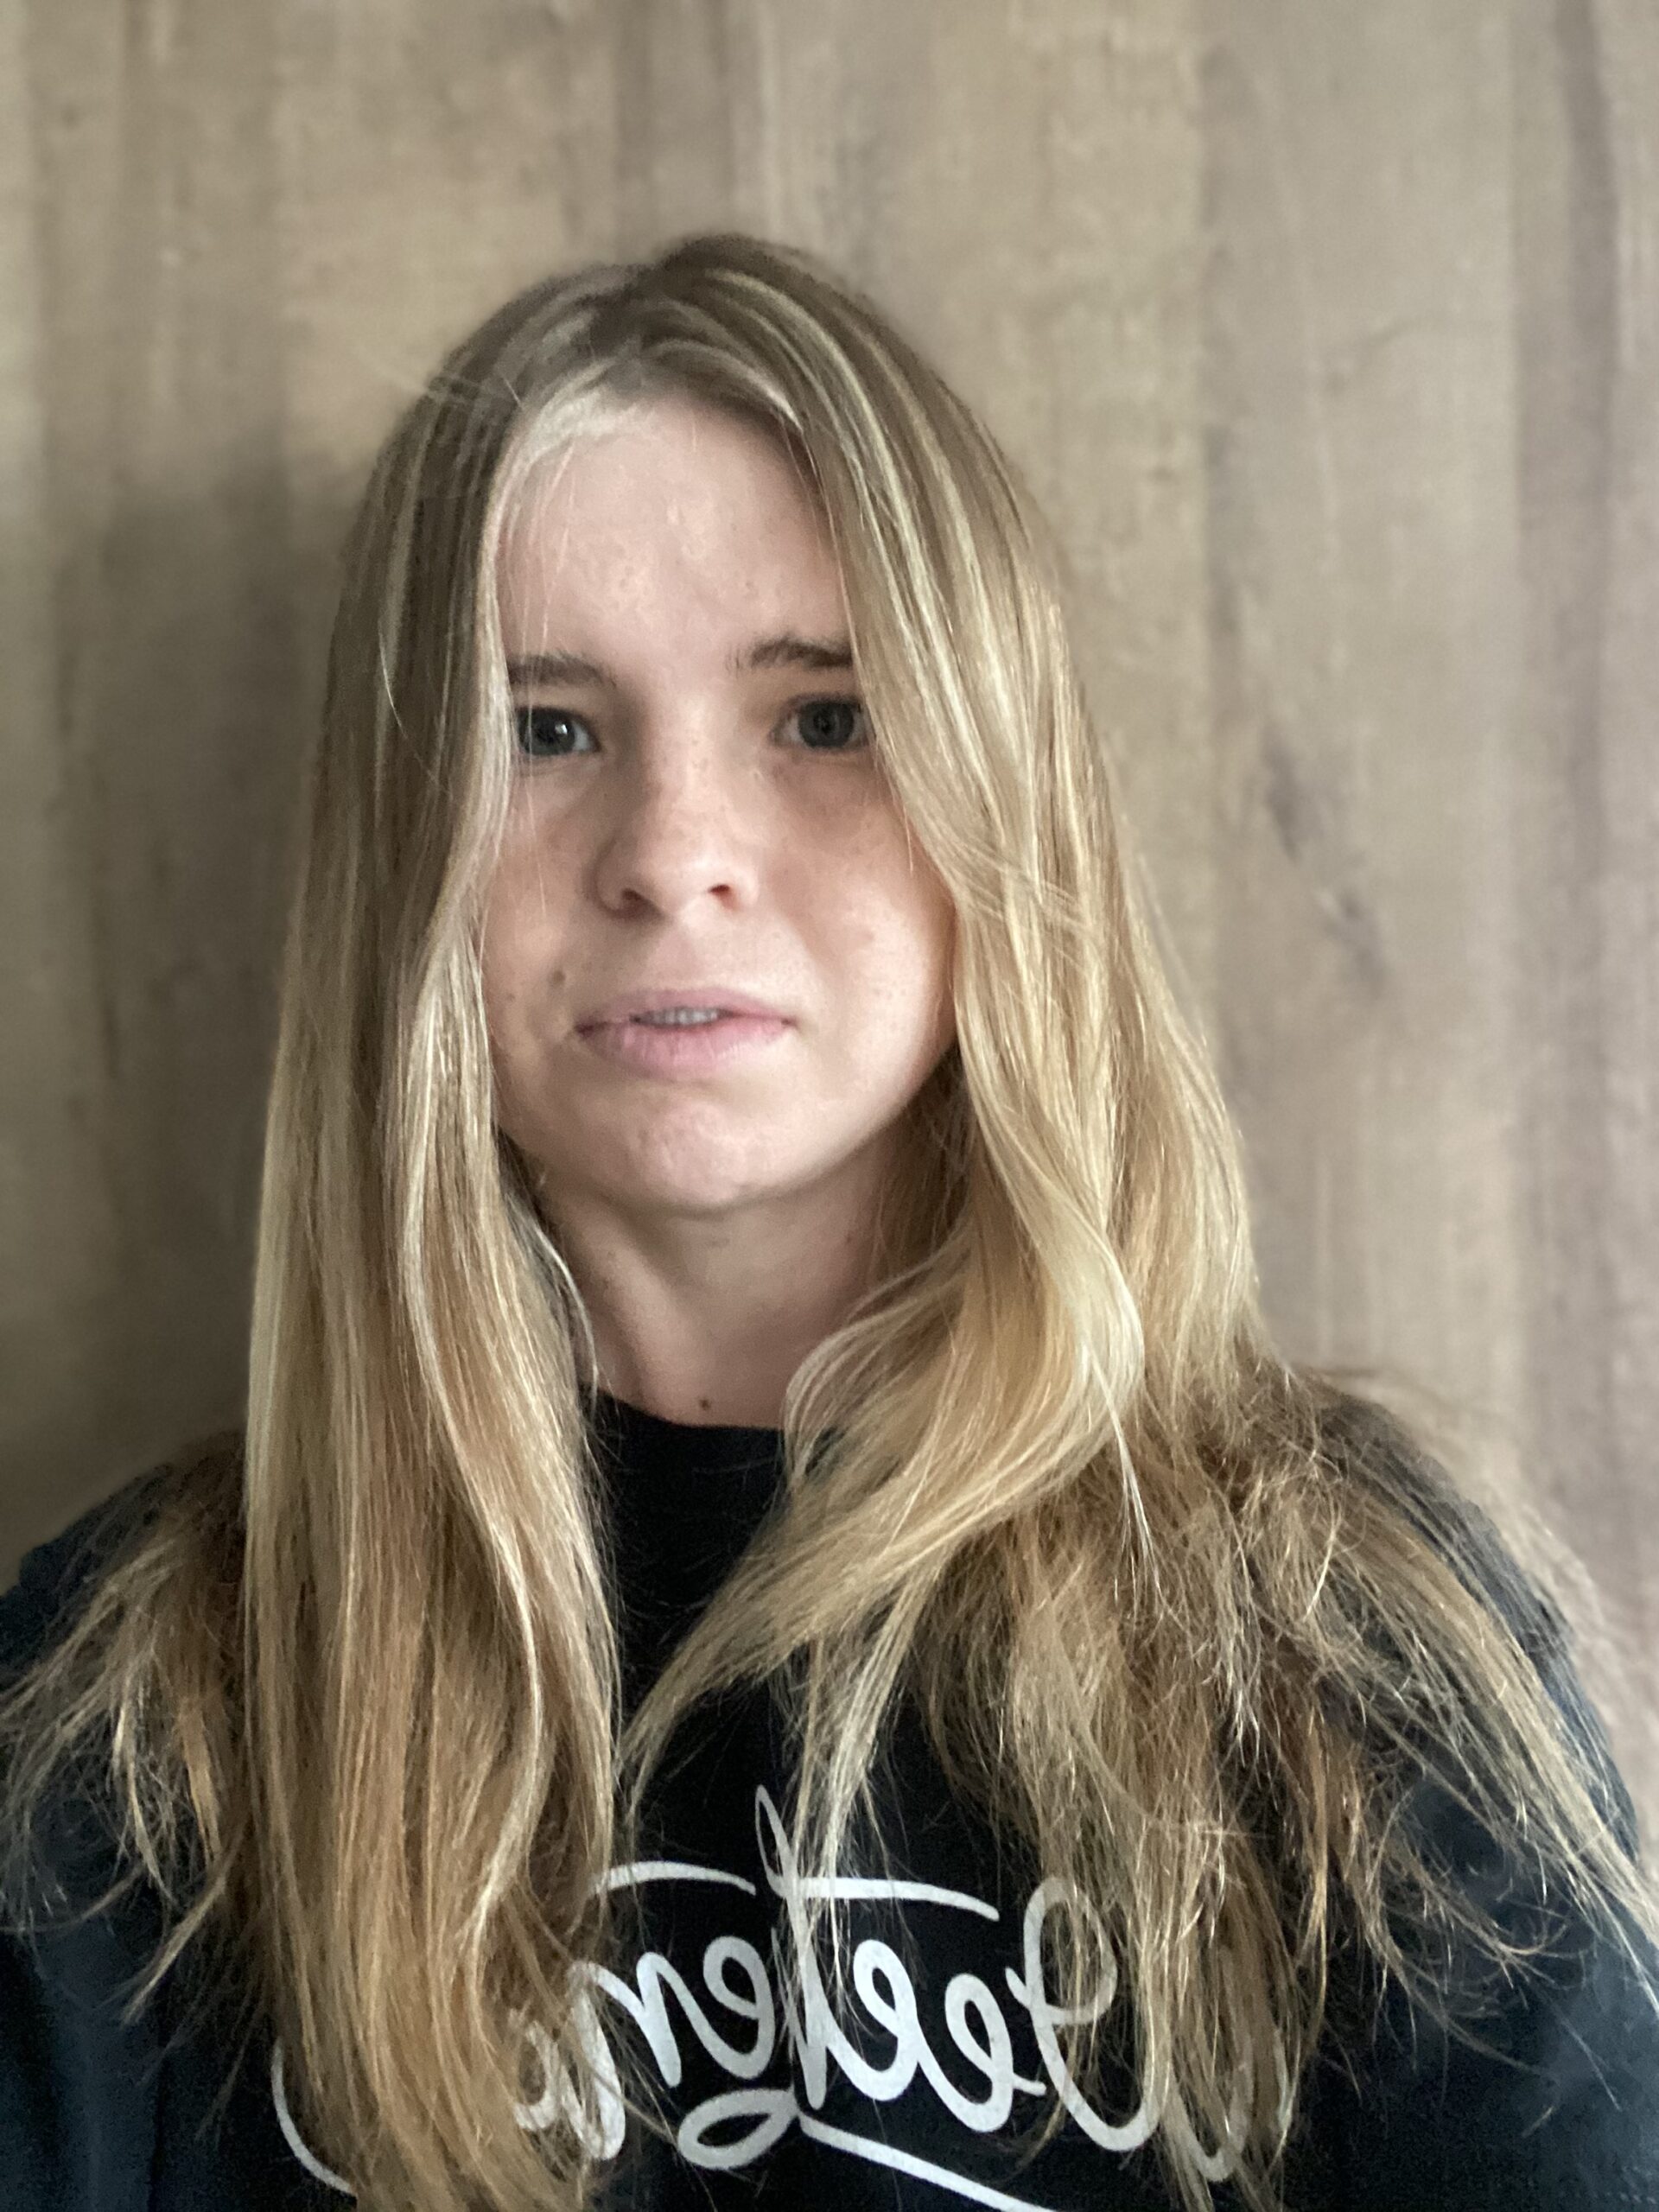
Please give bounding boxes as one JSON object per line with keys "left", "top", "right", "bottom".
{"left": 3, "top": 1, "right": 1654, "bottom": 1814}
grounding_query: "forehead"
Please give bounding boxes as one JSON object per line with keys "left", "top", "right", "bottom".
{"left": 494, "top": 393, "right": 847, "bottom": 658}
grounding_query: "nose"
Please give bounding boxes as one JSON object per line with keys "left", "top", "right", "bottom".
{"left": 588, "top": 724, "right": 765, "bottom": 918}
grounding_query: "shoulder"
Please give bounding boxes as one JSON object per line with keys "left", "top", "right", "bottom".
{"left": 1314, "top": 1390, "right": 1638, "bottom": 1848}
{"left": 0, "top": 1430, "right": 245, "bottom": 1942}
{"left": 1313, "top": 1393, "right": 1561, "bottom": 1648}
{"left": 0, "top": 1429, "right": 245, "bottom": 1685}
{"left": 1297, "top": 1399, "right": 1659, "bottom": 2197}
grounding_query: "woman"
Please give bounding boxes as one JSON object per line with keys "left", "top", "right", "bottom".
{"left": 3, "top": 232, "right": 1656, "bottom": 2212}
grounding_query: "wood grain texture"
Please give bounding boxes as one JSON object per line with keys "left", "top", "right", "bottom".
{"left": 1202, "top": 0, "right": 1659, "bottom": 1810}
{"left": 1509, "top": 0, "right": 1659, "bottom": 1801}
{"left": 2, "top": 1, "right": 1653, "bottom": 1814}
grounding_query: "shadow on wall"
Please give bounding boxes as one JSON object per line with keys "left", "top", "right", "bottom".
{"left": 3, "top": 467, "right": 360, "bottom": 1586}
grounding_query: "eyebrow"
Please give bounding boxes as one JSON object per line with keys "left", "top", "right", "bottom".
{"left": 505, "top": 632, "right": 855, "bottom": 689}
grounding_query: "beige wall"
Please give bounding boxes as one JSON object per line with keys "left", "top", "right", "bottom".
{"left": 3, "top": 2, "right": 1655, "bottom": 1813}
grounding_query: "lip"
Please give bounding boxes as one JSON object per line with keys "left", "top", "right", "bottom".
{"left": 576, "top": 1012, "right": 792, "bottom": 1077}
{"left": 576, "top": 987, "right": 790, "bottom": 1028}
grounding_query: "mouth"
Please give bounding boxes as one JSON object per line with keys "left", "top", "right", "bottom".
{"left": 582, "top": 1010, "right": 737, "bottom": 1032}
{"left": 575, "top": 1009, "right": 792, "bottom": 1076}
{"left": 576, "top": 988, "right": 791, "bottom": 1028}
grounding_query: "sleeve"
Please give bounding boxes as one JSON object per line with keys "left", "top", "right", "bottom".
{"left": 1287, "top": 1649, "right": 1659, "bottom": 2209}
{"left": 0, "top": 1493, "right": 173, "bottom": 2212}
{"left": 0, "top": 1879, "right": 166, "bottom": 2212}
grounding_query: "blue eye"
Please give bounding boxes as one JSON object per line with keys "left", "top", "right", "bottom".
{"left": 514, "top": 705, "right": 594, "bottom": 759}
{"left": 788, "top": 697, "right": 870, "bottom": 753}
{"left": 510, "top": 697, "right": 871, "bottom": 760}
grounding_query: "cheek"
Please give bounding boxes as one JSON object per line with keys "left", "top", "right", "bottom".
{"left": 479, "top": 870, "right": 553, "bottom": 1040}
{"left": 842, "top": 864, "right": 957, "bottom": 1048}
{"left": 906, "top": 882, "right": 958, "bottom": 1058}
{"left": 887, "top": 839, "right": 957, "bottom": 985}
{"left": 480, "top": 794, "right": 575, "bottom": 974}
{"left": 478, "top": 904, "right": 559, "bottom": 1150}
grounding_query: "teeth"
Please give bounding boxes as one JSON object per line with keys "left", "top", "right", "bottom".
{"left": 632, "top": 1008, "right": 725, "bottom": 1027}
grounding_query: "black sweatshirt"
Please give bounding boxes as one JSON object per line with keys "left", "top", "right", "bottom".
{"left": 3, "top": 1393, "right": 1658, "bottom": 2209}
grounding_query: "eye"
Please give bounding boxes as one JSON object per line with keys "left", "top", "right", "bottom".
{"left": 785, "top": 696, "right": 871, "bottom": 754}
{"left": 511, "top": 697, "right": 871, "bottom": 760}
{"left": 514, "top": 705, "right": 595, "bottom": 760}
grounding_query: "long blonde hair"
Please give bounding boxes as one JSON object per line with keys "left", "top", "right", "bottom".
{"left": 3, "top": 232, "right": 1655, "bottom": 2212}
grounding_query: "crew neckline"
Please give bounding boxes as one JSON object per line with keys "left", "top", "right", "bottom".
{"left": 588, "top": 1386, "right": 785, "bottom": 1449}
{"left": 583, "top": 1386, "right": 790, "bottom": 1713}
